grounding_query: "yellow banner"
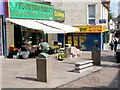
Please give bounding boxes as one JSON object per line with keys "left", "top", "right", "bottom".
{"left": 74, "top": 25, "right": 106, "bottom": 33}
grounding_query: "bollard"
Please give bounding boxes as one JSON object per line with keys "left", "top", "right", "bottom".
{"left": 92, "top": 47, "right": 101, "bottom": 66}
{"left": 92, "top": 40, "right": 101, "bottom": 66}
{"left": 36, "top": 41, "right": 52, "bottom": 82}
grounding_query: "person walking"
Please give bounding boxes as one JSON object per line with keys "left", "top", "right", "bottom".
{"left": 114, "top": 38, "right": 118, "bottom": 52}
{"left": 109, "top": 40, "right": 114, "bottom": 50}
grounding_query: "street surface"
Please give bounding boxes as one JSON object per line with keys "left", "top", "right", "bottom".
{"left": 2, "top": 50, "right": 120, "bottom": 89}
{"left": 57, "top": 51, "right": 120, "bottom": 89}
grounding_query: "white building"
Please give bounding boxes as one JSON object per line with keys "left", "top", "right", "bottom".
{"left": 51, "top": 0, "right": 110, "bottom": 50}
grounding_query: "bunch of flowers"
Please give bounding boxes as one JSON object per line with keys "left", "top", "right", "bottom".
{"left": 9, "top": 45, "right": 19, "bottom": 55}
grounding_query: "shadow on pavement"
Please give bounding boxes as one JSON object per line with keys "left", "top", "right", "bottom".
{"left": 52, "top": 87, "right": 119, "bottom": 90}
{"left": 62, "top": 62, "right": 75, "bottom": 65}
{"left": 76, "top": 87, "right": 118, "bottom": 90}
{"left": 108, "top": 64, "right": 120, "bottom": 89}
{"left": 16, "top": 76, "right": 37, "bottom": 81}
{"left": 101, "top": 55, "right": 116, "bottom": 63}
{"left": 101, "top": 64, "right": 120, "bottom": 68}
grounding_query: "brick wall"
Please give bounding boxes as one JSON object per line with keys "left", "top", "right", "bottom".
{"left": 6, "top": 21, "right": 14, "bottom": 54}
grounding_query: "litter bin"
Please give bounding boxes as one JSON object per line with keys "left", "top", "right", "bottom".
{"left": 36, "top": 56, "right": 52, "bottom": 82}
{"left": 65, "top": 44, "right": 71, "bottom": 58}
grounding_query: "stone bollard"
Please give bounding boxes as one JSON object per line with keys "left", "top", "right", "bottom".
{"left": 92, "top": 47, "right": 101, "bottom": 66}
{"left": 36, "top": 42, "right": 52, "bottom": 82}
{"left": 36, "top": 56, "right": 52, "bottom": 82}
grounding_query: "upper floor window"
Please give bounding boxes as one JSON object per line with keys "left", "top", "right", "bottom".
{"left": 117, "top": 24, "right": 119, "bottom": 29}
{"left": 88, "top": 5, "right": 95, "bottom": 25}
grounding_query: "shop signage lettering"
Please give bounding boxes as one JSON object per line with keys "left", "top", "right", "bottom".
{"left": 74, "top": 26, "right": 106, "bottom": 33}
{"left": 79, "top": 28, "right": 87, "bottom": 31}
{"left": 54, "top": 9, "right": 65, "bottom": 22}
{"left": 9, "top": 0, "right": 54, "bottom": 20}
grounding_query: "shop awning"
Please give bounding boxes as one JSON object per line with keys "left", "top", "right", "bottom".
{"left": 6, "top": 18, "right": 64, "bottom": 34}
{"left": 6, "top": 18, "right": 79, "bottom": 34}
{"left": 36, "top": 20, "right": 79, "bottom": 33}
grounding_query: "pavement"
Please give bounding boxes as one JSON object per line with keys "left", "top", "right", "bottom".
{"left": 59, "top": 50, "right": 120, "bottom": 89}
{"left": 1, "top": 50, "right": 116, "bottom": 89}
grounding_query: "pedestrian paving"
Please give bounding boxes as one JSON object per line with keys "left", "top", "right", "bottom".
{"left": 58, "top": 50, "right": 120, "bottom": 89}
{"left": 2, "top": 50, "right": 118, "bottom": 89}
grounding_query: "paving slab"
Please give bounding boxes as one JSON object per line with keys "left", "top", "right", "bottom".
{"left": 2, "top": 52, "right": 102, "bottom": 88}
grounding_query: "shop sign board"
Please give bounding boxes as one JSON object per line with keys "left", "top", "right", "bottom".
{"left": 54, "top": 9, "right": 65, "bottom": 22}
{"left": 9, "top": 0, "right": 54, "bottom": 20}
{"left": 74, "top": 25, "right": 106, "bottom": 33}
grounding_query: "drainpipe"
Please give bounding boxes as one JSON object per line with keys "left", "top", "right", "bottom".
{"left": 2, "top": 1, "right": 7, "bottom": 57}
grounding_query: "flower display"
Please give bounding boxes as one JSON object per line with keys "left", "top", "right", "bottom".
{"left": 8, "top": 45, "right": 19, "bottom": 55}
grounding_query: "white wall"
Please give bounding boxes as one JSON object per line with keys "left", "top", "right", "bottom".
{"left": 109, "top": 19, "right": 115, "bottom": 30}
{"left": 99, "top": 4, "right": 108, "bottom": 26}
{"left": 51, "top": 0, "right": 108, "bottom": 26}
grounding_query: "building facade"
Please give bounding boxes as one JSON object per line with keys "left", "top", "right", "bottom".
{"left": 51, "top": 0, "right": 110, "bottom": 50}
{"left": 5, "top": 0, "right": 54, "bottom": 54}
{"left": 4, "top": 0, "right": 69, "bottom": 56}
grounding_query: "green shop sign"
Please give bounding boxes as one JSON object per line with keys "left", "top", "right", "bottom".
{"left": 9, "top": 0, "right": 54, "bottom": 20}
{"left": 54, "top": 9, "right": 65, "bottom": 22}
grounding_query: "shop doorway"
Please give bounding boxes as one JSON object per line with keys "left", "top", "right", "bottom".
{"left": 14, "top": 25, "right": 22, "bottom": 48}
{"left": 66, "top": 33, "right": 86, "bottom": 49}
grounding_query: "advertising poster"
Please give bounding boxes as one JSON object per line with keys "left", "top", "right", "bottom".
{"left": 74, "top": 36, "right": 78, "bottom": 46}
{"left": 68, "top": 36, "right": 72, "bottom": 45}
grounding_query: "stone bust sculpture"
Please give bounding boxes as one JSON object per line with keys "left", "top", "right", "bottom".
{"left": 40, "top": 42, "right": 50, "bottom": 53}
{"left": 38, "top": 42, "right": 50, "bottom": 59}
{"left": 94, "top": 40, "right": 99, "bottom": 48}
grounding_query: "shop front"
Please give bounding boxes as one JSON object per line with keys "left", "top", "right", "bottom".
{"left": 65, "top": 25, "right": 107, "bottom": 51}
{"left": 5, "top": 0, "right": 55, "bottom": 51}
{"left": 5, "top": 0, "right": 78, "bottom": 55}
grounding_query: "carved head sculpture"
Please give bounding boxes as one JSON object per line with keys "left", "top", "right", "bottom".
{"left": 40, "top": 42, "right": 50, "bottom": 53}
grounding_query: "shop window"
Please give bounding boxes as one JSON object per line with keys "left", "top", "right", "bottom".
{"left": 68, "top": 36, "right": 72, "bottom": 45}
{"left": 22, "top": 27, "right": 44, "bottom": 45}
{"left": 117, "top": 24, "right": 119, "bottom": 29}
{"left": 80, "top": 34, "right": 86, "bottom": 50}
{"left": 73, "top": 36, "right": 78, "bottom": 46}
{"left": 89, "top": 19, "right": 95, "bottom": 24}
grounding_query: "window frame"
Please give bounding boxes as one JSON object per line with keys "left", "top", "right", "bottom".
{"left": 87, "top": 4, "right": 96, "bottom": 25}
